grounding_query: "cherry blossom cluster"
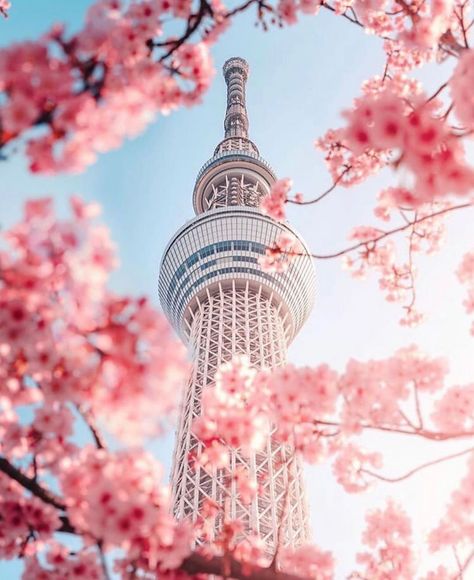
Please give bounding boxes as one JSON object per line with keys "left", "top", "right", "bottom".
{"left": 332, "top": 443, "right": 382, "bottom": 493}
{"left": 352, "top": 501, "right": 415, "bottom": 579}
{"left": 431, "top": 383, "right": 474, "bottom": 432}
{"left": 259, "top": 232, "right": 304, "bottom": 273}
{"left": 0, "top": 0, "right": 216, "bottom": 173}
{"left": 192, "top": 346, "right": 467, "bottom": 499}
{"left": 193, "top": 357, "right": 270, "bottom": 460}
{"left": 339, "top": 344, "right": 447, "bottom": 429}
{"left": 0, "top": 197, "right": 187, "bottom": 448}
{"left": 59, "top": 446, "right": 193, "bottom": 575}
{"left": 278, "top": 544, "right": 335, "bottom": 580}
{"left": 261, "top": 178, "right": 293, "bottom": 221}
{"left": 456, "top": 250, "right": 474, "bottom": 335}
{"left": 450, "top": 48, "right": 474, "bottom": 130}
{"left": 23, "top": 546, "right": 102, "bottom": 580}
{"left": 341, "top": 85, "right": 474, "bottom": 206}
{"left": 0, "top": 0, "right": 10, "bottom": 18}
{"left": 0, "top": 473, "right": 60, "bottom": 559}
{"left": 342, "top": 203, "right": 447, "bottom": 326}
{"left": 428, "top": 453, "right": 474, "bottom": 556}
{"left": 276, "top": 0, "right": 462, "bottom": 59}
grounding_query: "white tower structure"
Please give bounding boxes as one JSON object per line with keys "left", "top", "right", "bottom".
{"left": 159, "top": 58, "right": 315, "bottom": 552}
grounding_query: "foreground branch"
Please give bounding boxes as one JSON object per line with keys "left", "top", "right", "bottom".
{"left": 316, "top": 420, "right": 474, "bottom": 441}
{"left": 0, "top": 456, "right": 310, "bottom": 580}
{"left": 181, "top": 552, "right": 310, "bottom": 580}
{"left": 0, "top": 456, "right": 66, "bottom": 510}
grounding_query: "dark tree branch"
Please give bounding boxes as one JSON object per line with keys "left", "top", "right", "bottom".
{"left": 0, "top": 456, "right": 66, "bottom": 510}
{"left": 181, "top": 552, "right": 310, "bottom": 580}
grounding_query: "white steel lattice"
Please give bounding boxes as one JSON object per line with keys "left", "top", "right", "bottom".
{"left": 171, "top": 282, "right": 310, "bottom": 551}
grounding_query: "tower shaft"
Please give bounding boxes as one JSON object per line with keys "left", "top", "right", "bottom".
{"left": 171, "top": 283, "right": 309, "bottom": 549}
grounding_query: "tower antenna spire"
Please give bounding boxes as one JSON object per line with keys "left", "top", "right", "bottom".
{"left": 223, "top": 57, "right": 250, "bottom": 139}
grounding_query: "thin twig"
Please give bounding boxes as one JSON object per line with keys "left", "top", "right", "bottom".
{"left": 315, "top": 419, "right": 474, "bottom": 441}
{"left": 307, "top": 202, "right": 473, "bottom": 260}
{"left": 288, "top": 168, "right": 350, "bottom": 206}
{"left": 75, "top": 404, "right": 106, "bottom": 450}
{"left": 361, "top": 446, "right": 473, "bottom": 483}
{"left": 97, "top": 540, "right": 111, "bottom": 580}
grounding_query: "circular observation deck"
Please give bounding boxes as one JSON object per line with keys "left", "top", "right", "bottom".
{"left": 158, "top": 207, "right": 315, "bottom": 343}
{"left": 193, "top": 150, "right": 276, "bottom": 214}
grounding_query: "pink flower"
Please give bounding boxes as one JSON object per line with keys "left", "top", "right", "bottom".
{"left": 279, "top": 544, "right": 335, "bottom": 580}
{"left": 0, "top": 1, "right": 10, "bottom": 18}
{"left": 457, "top": 251, "right": 474, "bottom": 334}
{"left": 353, "top": 502, "right": 415, "bottom": 579}
{"left": 260, "top": 178, "right": 292, "bottom": 221}
{"left": 451, "top": 49, "right": 474, "bottom": 130}
{"left": 333, "top": 444, "right": 382, "bottom": 492}
{"left": 1, "top": 93, "right": 39, "bottom": 135}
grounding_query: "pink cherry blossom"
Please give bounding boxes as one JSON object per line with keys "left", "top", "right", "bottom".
{"left": 457, "top": 251, "right": 474, "bottom": 334}
{"left": 451, "top": 49, "right": 474, "bottom": 130}
{"left": 259, "top": 232, "right": 303, "bottom": 273}
{"left": 59, "top": 446, "right": 193, "bottom": 573}
{"left": 0, "top": 197, "right": 188, "bottom": 444}
{"left": 23, "top": 546, "right": 102, "bottom": 580}
{"left": 333, "top": 444, "right": 383, "bottom": 493}
{"left": 429, "top": 453, "right": 474, "bottom": 553}
{"left": 261, "top": 178, "right": 292, "bottom": 221}
{"left": 0, "top": 0, "right": 10, "bottom": 18}
{"left": 0, "top": 473, "right": 60, "bottom": 559}
{"left": 0, "top": 2, "right": 215, "bottom": 173}
{"left": 352, "top": 501, "right": 415, "bottom": 579}
{"left": 431, "top": 384, "right": 474, "bottom": 432}
{"left": 279, "top": 544, "right": 335, "bottom": 580}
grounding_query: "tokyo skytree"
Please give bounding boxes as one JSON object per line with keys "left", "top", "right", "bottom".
{"left": 158, "top": 57, "right": 315, "bottom": 552}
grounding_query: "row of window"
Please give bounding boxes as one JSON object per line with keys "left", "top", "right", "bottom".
{"left": 170, "top": 255, "right": 263, "bottom": 314}
{"left": 166, "top": 240, "right": 267, "bottom": 292}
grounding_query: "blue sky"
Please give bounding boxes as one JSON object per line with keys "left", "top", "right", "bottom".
{"left": 1, "top": 1, "right": 473, "bottom": 578}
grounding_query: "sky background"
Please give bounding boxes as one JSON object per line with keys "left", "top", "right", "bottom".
{"left": 0, "top": 1, "right": 473, "bottom": 578}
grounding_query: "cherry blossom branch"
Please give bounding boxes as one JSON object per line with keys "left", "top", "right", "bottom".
{"left": 287, "top": 168, "right": 350, "bottom": 206}
{"left": 307, "top": 201, "right": 473, "bottom": 260}
{"left": 456, "top": 549, "right": 474, "bottom": 579}
{"left": 97, "top": 540, "right": 111, "bottom": 580}
{"left": 0, "top": 456, "right": 66, "bottom": 511}
{"left": 360, "top": 446, "right": 474, "bottom": 483}
{"left": 321, "top": 2, "right": 365, "bottom": 29}
{"left": 0, "top": 457, "right": 310, "bottom": 580}
{"left": 74, "top": 404, "right": 106, "bottom": 450}
{"left": 315, "top": 419, "right": 474, "bottom": 441}
{"left": 413, "top": 382, "right": 424, "bottom": 429}
{"left": 181, "top": 552, "right": 310, "bottom": 580}
{"left": 225, "top": 0, "right": 273, "bottom": 20}
{"left": 153, "top": 0, "right": 214, "bottom": 60}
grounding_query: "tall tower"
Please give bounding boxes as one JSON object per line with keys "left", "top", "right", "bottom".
{"left": 158, "top": 58, "right": 315, "bottom": 552}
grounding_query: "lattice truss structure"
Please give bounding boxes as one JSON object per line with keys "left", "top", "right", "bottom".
{"left": 205, "top": 173, "right": 263, "bottom": 210}
{"left": 171, "top": 282, "right": 310, "bottom": 552}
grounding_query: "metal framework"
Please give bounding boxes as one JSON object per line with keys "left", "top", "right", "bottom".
{"left": 158, "top": 57, "right": 316, "bottom": 555}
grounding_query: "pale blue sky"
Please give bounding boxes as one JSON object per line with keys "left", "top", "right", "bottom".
{"left": 1, "top": 1, "right": 473, "bottom": 578}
